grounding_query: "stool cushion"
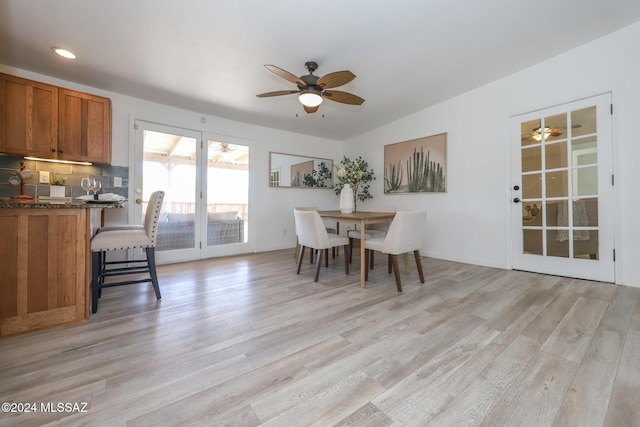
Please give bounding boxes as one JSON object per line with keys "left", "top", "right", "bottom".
{"left": 91, "top": 229, "right": 152, "bottom": 251}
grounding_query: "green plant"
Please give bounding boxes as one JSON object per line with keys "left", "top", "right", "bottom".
{"left": 303, "top": 161, "right": 332, "bottom": 188}
{"left": 385, "top": 161, "right": 403, "bottom": 192}
{"left": 333, "top": 156, "right": 375, "bottom": 211}
{"left": 406, "top": 147, "right": 446, "bottom": 192}
{"left": 49, "top": 174, "right": 67, "bottom": 186}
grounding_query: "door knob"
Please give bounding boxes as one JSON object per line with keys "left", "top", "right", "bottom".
{"left": 513, "top": 185, "right": 520, "bottom": 191}
{"left": 135, "top": 198, "right": 142, "bottom": 204}
{"left": 513, "top": 197, "right": 521, "bottom": 203}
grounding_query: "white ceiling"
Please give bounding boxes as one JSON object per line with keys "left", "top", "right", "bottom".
{"left": 2, "top": 0, "right": 640, "bottom": 141}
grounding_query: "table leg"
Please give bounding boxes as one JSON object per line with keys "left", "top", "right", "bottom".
{"left": 360, "top": 220, "right": 366, "bottom": 288}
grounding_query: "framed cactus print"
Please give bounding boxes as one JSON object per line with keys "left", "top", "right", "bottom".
{"left": 384, "top": 133, "right": 447, "bottom": 193}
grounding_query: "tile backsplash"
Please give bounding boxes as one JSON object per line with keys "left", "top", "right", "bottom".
{"left": 0, "top": 155, "right": 129, "bottom": 199}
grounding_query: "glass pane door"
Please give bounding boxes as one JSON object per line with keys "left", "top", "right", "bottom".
{"left": 201, "top": 138, "right": 251, "bottom": 258}
{"left": 139, "top": 124, "right": 202, "bottom": 263}
{"left": 134, "top": 123, "right": 252, "bottom": 263}
{"left": 511, "top": 93, "right": 614, "bottom": 282}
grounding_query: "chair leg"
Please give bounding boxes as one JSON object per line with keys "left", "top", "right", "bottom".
{"left": 414, "top": 250, "right": 425, "bottom": 283}
{"left": 297, "top": 246, "right": 306, "bottom": 274}
{"left": 349, "top": 238, "right": 354, "bottom": 263}
{"left": 365, "top": 249, "right": 370, "bottom": 281}
{"left": 91, "top": 251, "right": 102, "bottom": 313}
{"left": 343, "top": 244, "right": 350, "bottom": 275}
{"left": 370, "top": 250, "right": 375, "bottom": 269}
{"left": 146, "top": 247, "right": 161, "bottom": 299}
{"left": 314, "top": 248, "right": 323, "bottom": 282}
{"left": 324, "top": 249, "right": 329, "bottom": 267}
{"left": 388, "top": 254, "right": 392, "bottom": 274}
{"left": 390, "top": 254, "right": 403, "bottom": 292}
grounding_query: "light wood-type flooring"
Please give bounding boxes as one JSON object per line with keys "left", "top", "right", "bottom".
{"left": 1, "top": 249, "right": 640, "bottom": 426}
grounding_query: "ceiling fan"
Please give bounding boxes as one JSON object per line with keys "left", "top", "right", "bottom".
{"left": 256, "top": 61, "right": 364, "bottom": 114}
{"left": 213, "top": 142, "right": 233, "bottom": 152}
{"left": 522, "top": 124, "right": 581, "bottom": 141}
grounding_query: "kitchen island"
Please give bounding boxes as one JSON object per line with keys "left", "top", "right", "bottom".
{"left": 0, "top": 199, "right": 122, "bottom": 337}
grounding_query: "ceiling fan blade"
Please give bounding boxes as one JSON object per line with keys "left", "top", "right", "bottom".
{"left": 256, "top": 90, "right": 299, "bottom": 98}
{"left": 303, "top": 105, "right": 319, "bottom": 114}
{"left": 323, "top": 90, "right": 364, "bottom": 105}
{"left": 317, "top": 70, "right": 356, "bottom": 89}
{"left": 264, "top": 65, "right": 306, "bottom": 86}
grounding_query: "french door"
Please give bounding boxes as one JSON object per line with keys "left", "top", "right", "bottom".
{"left": 510, "top": 93, "right": 615, "bottom": 282}
{"left": 133, "top": 121, "right": 252, "bottom": 264}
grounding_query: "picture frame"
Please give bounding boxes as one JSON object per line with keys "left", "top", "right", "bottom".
{"left": 384, "top": 132, "right": 447, "bottom": 193}
{"left": 290, "top": 160, "right": 314, "bottom": 187}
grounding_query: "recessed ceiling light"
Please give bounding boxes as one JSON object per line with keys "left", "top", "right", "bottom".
{"left": 52, "top": 47, "right": 77, "bottom": 59}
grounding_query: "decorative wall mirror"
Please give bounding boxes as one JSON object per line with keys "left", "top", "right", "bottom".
{"left": 269, "top": 152, "right": 333, "bottom": 188}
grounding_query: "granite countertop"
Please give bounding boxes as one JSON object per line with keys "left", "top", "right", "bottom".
{"left": 0, "top": 197, "right": 125, "bottom": 209}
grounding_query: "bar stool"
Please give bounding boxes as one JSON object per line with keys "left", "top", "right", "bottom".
{"left": 90, "top": 190, "right": 164, "bottom": 313}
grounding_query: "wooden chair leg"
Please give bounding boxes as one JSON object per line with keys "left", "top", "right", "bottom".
{"left": 390, "top": 254, "right": 403, "bottom": 292}
{"left": 297, "top": 246, "right": 306, "bottom": 274}
{"left": 146, "top": 247, "right": 161, "bottom": 299}
{"left": 349, "top": 238, "right": 354, "bottom": 263}
{"left": 365, "top": 250, "right": 370, "bottom": 281}
{"left": 324, "top": 248, "right": 329, "bottom": 267}
{"left": 388, "top": 254, "right": 392, "bottom": 274}
{"left": 91, "top": 251, "right": 102, "bottom": 313}
{"left": 370, "top": 250, "right": 374, "bottom": 269}
{"left": 414, "top": 250, "right": 425, "bottom": 283}
{"left": 344, "top": 244, "right": 350, "bottom": 275}
{"left": 314, "top": 248, "right": 323, "bottom": 282}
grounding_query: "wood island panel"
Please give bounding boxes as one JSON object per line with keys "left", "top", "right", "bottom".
{"left": 0, "top": 207, "right": 101, "bottom": 337}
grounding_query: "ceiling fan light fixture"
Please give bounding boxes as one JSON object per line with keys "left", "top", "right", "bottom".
{"left": 531, "top": 127, "right": 557, "bottom": 141}
{"left": 298, "top": 90, "right": 323, "bottom": 107}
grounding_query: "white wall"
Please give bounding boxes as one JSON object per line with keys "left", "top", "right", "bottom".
{"left": 0, "top": 64, "right": 343, "bottom": 253}
{"left": 4, "top": 21, "right": 640, "bottom": 286}
{"left": 345, "top": 21, "right": 640, "bottom": 287}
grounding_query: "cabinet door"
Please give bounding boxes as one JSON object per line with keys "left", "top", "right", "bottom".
{"left": 0, "top": 73, "right": 58, "bottom": 157}
{"left": 0, "top": 209, "right": 88, "bottom": 337}
{"left": 58, "top": 89, "right": 112, "bottom": 164}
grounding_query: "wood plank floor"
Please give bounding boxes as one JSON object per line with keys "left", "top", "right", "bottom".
{"left": 1, "top": 249, "right": 640, "bottom": 426}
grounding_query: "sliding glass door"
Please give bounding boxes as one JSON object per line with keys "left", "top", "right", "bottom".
{"left": 134, "top": 121, "right": 252, "bottom": 264}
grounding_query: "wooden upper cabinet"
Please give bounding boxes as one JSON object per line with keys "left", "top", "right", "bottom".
{"left": 0, "top": 73, "right": 58, "bottom": 157}
{"left": 58, "top": 89, "right": 112, "bottom": 164}
{"left": 0, "top": 72, "right": 112, "bottom": 164}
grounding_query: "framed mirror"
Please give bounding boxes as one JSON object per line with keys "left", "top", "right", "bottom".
{"left": 269, "top": 152, "right": 333, "bottom": 188}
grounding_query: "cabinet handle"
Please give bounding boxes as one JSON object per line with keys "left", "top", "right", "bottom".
{"left": 58, "top": 150, "right": 63, "bottom": 154}
{"left": 51, "top": 148, "right": 56, "bottom": 153}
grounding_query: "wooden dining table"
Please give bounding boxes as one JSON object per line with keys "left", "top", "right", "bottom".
{"left": 318, "top": 210, "right": 396, "bottom": 288}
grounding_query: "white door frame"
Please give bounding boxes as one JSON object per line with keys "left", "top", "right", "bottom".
{"left": 132, "top": 119, "right": 255, "bottom": 264}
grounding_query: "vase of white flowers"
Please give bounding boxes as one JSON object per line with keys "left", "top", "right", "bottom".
{"left": 334, "top": 156, "right": 375, "bottom": 212}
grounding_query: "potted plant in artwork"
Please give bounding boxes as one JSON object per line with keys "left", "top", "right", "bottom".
{"left": 334, "top": 156, "right": 375, "bottom": 212}
{"left": 49, "top": 174, "right": 67, "bottom": 198}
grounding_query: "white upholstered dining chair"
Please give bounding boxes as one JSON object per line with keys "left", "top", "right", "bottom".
{"left": 89, "top": 190, "right": 164, "bottom": 313}
{"left": 293, "top": 209, "right": 350, "bottom": 282}
{"left": 364, "top": 211, "right": 426, "bottom": 292}
{"left": 347, "top": 223, "right": 388, "bottom": 266}
{"left": 294, "top": 206, "right": 337, "bottom": 263}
